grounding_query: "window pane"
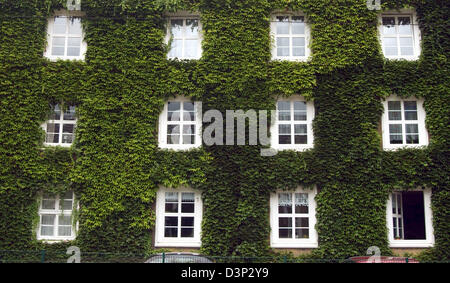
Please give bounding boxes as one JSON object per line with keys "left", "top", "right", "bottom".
{"left": 41, "top": 226, "right": 54, "bottom": 236}
{"left": 167, "top": 125, "right": 180, "bottom": 135}
{"left": 58, "top": 226, "right": 72, "bottom": 236}
{"left": 292, "top": 16, "right": 305, "bottom": 34}
{"left": 68, "top": 18, "right": 82, "bottom": 35}
{"left": 165, "top": 228, "right": 178, "bottom": 237}
{"left": 185, "top": 19, "right": 199, "bottom": 37}
{"left": 183, "top": 125, "right": 195, "bottom": 135}
{"left": 399, "top": 37, "right": 413, "bottom": 47}
{"left": 53, "top": 17, "right": 67, "bottom": 34}
{"left": 388, "top": 101, "right": 401, "bottom": 111}
{"left": 384, "top": 47, "right": 398, "bottom": 56}
{"left": 51, "top": 46, "right": 65, "bottom": 56}
{"left": 165, "top": 192, "right": 178, "bottom": 202}
{"left": 181, "top": 228, "right": 194, "bottom": 237}
{"left": 277, "top": 37, "right": 289, "bottom": 47}
{"left": 165, "top": 216, "right": 178, "bottom": 227}
{"left": 295, "top": 228, "right": 309, "bottom": 239}
{"left": 181, "top": 217, "right": 194, "bottom": 227}
{"left": 67, "top": 47, "right": 80, "bottom": 57}
{"left": 279, "top": 135, "right": 291, "bottom": 144}
{"left": 279, "top": 124, "right": 291, "bottom": 134}
{"left": 42, "top": 199, "right": 56, "bottom": 210}
{"left": 182, "top": 192, "right": 194, "bottom": 202}
{"left": 294, "top": 135, "right": 307, "bottom": 144}
{"left": 181, "top": 203, "right": 194, "bottom": 213}
{"left": 165, "top": 203, "right": 178, "bottom": 213}
{"left": 184, "top": 39, "right": 198, "bottom": 58}
{"left": 183, "top": 102, "right": 195, "bottom": 111}
{"left": 169, "top": 39, "right": 182, "bottom": 58}
{"left": 278, "top": 101, "right": 290, "bottom": 111}
{"left": 398, "top": 17, "right": 412, "bottom": 34}
{"left": 405, "top": 124, "right": 418, "bottom": 134}
{"left": 279, "top": 229, "right": 292, "bottom": 238}
{"left": 294, "top": 124, "right": 307, "bottom": 134}
{"left": 406, "top": 134, "right": 419, "bottom": 144}
{"left": 404, "top": 101, "right": 417, "bottom": 110}
{"left": 278, "top": 193, "right": 292, "bottom": 213}
{"left": 276, "top": 16, "right": 289, "bottom": 34}
{"left": 46, "top": 123, "right": 60, "bottom": 134}
{"left": 62, "top": 200, "right": 73, "bottom": 210}
{"left": 295, "top": 193, "right": 309, "bottom": 213}
{"left": 295, "top": 217, "right": 309, "bottom": 228}
{"left": 182, "top": 135, "right": 195, "bottom": 144}
{"left": 384, "top": 37, "right": 397, "bottom": 47}
{"left": 292, "top": 37, "right": 305, "bottom": 47}
{"left": 279, "top": 111, "right": 290, "bottom": 121}
{"left": 41, "top": 214, "right": 55, "bottom": 225}
{"left": 59, "top": 215, "right": 71, "bottom": 226}
{"left": 292, "top": 47, "right": 305, "bottom": 56}
{"left": 278, "top": 217, "right": 292, "bottom": 228}
{"left": 389, "top": 124, "right": 402, "bottom": 134}
{"left": 170, "top": 19, "right": 183, "bottom": 37}
{"left": 46, "top": 133, "right": 60, "bottom": 143}
{"left": 50, "top": 104, "right": 61, "bottom": 120}
{"left": 63, "top": 106, "right": 76, "bottom": 120}
{"left": 382, "top": 17, "right": 396, "bottom": 35}
{"left": 63, "top": 124, "right": 75, "bottom": 134}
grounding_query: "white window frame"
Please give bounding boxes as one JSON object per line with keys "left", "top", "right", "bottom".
{"left": 154, "top": 187, "right": 203, "bottom": 247}
{"left": 41, "top": 104, "right": 77, "bottom": 147}
{"left": 165, "top": 12, "right": 202, "bottom": 60}
{"left": 381, "top": 95, "right": 428, "bottom": 150}
{"left": 270, "top": 187, "right": 318, "bottom": 248}
{"left": 44, "top": 10, "right": 87, "bottom": 61}
{"left": 270, "top": 12, "right": 311, "bottom": 62}
{"left": 270, "top": 96, "right": 315, "bottom": 151}
{"left": 378, "top": 9, "right": 421, "bottom": 61}
{"left": 386, "top": 188, "right": 434, "bottom": 248}
{"left": 37, "top": 191, "right": 77, "bottom": 241}
{"left": 158, "top": 97, "right": 202, "bottom": 150}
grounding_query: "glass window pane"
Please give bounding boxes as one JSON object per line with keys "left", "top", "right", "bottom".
{"left": 168, "top": 102, "right": 180, "bottom": 111}
{"left": 399, "top": 37, "right": 413, "bottom": 47}
{"left": 53, "top": 17, "right": 67, "bottom": 34}
{"left": 278, "top": 217, "right": 292, "bottom": 228}
{"left": 184, "top": 39, "right": 198, "bottom": 58}
{"left": 278, "top": 111, "right": 290, "bottom": 121}
{"left": 400, "top": 47, "right": 413, "bottom": 56}
{"left": 292, "top": 37, "right": 305, "bottom": 47}
{"left": 167, "top": 135, "right": 180, "bottom": 144}
{"left": 42, "top": 199, "right": 56, "bottom": 210}
{"left": 382, "top": 17, "right": 396, "bottom": 35}
{"left": 294, "top": 101, "right": 306, "bottom": 111}
{"left": 279, "top": 124, "right": 291, "bottom": 134}
{"left": 165, "top": 203, "right": 178, "bottom": 213}
{"left": 165, "top": 227, "right": 178, "bottom": 237}
{"left": 295, "top": 228, "right": 309, "bottom": 239}
{"left": 404, "top": 111, "right": 417, "bottom": 120}
{"left": 277, "top": 37, "right": 289, "bottom": 47}
{"left": 295, "top": 193, "right": 309, "bottom": 213}
{"left": 41, "top": 214, "right": 55, "bottom": 225}
{"left": 183, "top": 125, "right": 195, "bottom": 135}
{"left": 181, "top": 228, "right": 194, "bottom": 237}
{"left": 58, "top": 215, "right": 71, "bottom": 226}
{"left": 181, "top": 192, "right": 195, "bottom": 202}
{"left": 51, "top": 47, "right": 65, "bottom": 56}
{"left": 389, "top": 124, "right": 402, "bottom": 134}
{"left": 165, "top": 216, "right": 178, "bottom": 227}
{"left": 46, "top": 123, "right": 60, "bottom": 134}
{"left": 294, "top": 124, "right": 307, "bottom": 134}
{"left": 181, "top": 203, "right": 194, "bottom": 213}
{"left": 185, "top": 19, "right": 199, "bottom": 37}
{"left": 278, "top": 193, "right": 292, "bottom": 213}
{"left": 62, "top": 124, "right": 74, "bottom": 133}
{"left": 295, "top": 217, "right": 309, "bottom": 228}
{"left": 292, "top": 47, "right": 305, "bottom": 56}
{"left": 384, "top": 37, "right": 397, "bottom": 47}
{"left": 384, "top": 47, "right": 398, "bottom": 56}
{"left": 62, "top": 200, "right": 73, "bottom": 210}
{"left": 292, "top": 16, "right": 305, "bottom": 34}
{"left": 294, "top": 135, "right": 307, "bottom": 144}
{"left": 50, "top": 104, "right": 61, "bottom": 120}
{"left": 277, "top": 47, "right": 289, "bottom": 57}
{"left": 398, "top": 17, "right": 412, "bottom": 34}
{"left": 388, "top": 101, "right": 401, "bottom": 111}
{"left": 276, "top": 16, "right": 289, "bottom": 34}
{"left": 167, "top": 125, "right": 180, "bottom": 135}
{"left": 63, "top": 106, "right": 76, "bottom": 120}
{"left": 182, "top": 135, "right": 195, "bottom": 144}
{"left": 41, "top": 226, "right": 54, "bottom": 236}
{"left": 170, "top": 19, "right": 183, "bottom": 37}
{"left": 58, "top": 226, "right": 72, "bottom": 236}
{"left": 169, "top": 39, "right": 183, "bottom": 58}
{"left": 406, "top": 134, "right": 419, "bottom": 144}
{"left": 279, "top": 229, "right": 292, "bottom": 238}
{"left": 279, "top": 135, "right": 291, "bottom": 144}
{"left": 46, "top": 133, "right": 59, "bottom": 143}
{"left": 294, "top": 111, "right": 306, "bottom": 121}
{"left": 181, "top": 217, "right": 194, "bottom": 227}
{"left": 68, "top": 18, "right": 82, "bottom": 35}
{"left": 165, "top": 192, "right": 178, "bottom": 202}
{"left": 404, "top": 101, "right": 417, "bottom": 110}
{"left": 390, "top": 135, "right": 403, "bottom": 144}
{"left": 405, "top": 124, "right": 418, "bottom": 134}
{"left": 52, "top": 37, "right": 65, "bottom": 47}
{"left": 183, "top": 102, "right": 195, "bottom": 111}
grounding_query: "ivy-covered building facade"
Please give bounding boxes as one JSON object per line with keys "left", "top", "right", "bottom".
{"left": 0, "top": 0, "right": 448, "bottom": 261}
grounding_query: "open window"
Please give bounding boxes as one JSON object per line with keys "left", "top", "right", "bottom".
{"left": 387, "top": 188, "right": 434, "bottom": 247}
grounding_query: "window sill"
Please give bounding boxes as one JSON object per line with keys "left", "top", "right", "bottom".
{"left": 158, "top": 145, "right": 201, "bottom": 151}
{"left": 42, "top": 143, "right": 73, "bottom": 148}
{"left": 271, "top": 145, "right": 314, "bottom": 151}
{"left": 154, "top": 241, "right": 201, "bottom": 248}
{"left": 270, "top": 242, "right": 318, "bottom": 249}
{"left": 37, "top": 237, "right": 76, "bottom": 243}
{"left": 271, "top": 57, "right": 310, "bottom": 62}
{"left": 44, "top": 56, "right": 85, "bottom": 62}
{"left": 383, "top": 144, "right": 428, "bottom": 151}
{"left": 384, "top": 56, "right": 420, "bottom": 61}
{"left": 389, "top": 241, "right": 434, "bottom": 248}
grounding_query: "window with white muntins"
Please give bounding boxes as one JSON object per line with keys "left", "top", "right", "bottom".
{"left": 154, "top": 187, "right": 203, "bottom": 247}
{"left": 158, "top": 98, "right": 202, "bottom": 150}
{"left": 271, "top": 97, "right": 314, "bottom": 151}
{"left": 382, "top": 96, "right": 428, "bottom": 149}
{"left": 271, "top": 13, "right": 310, "bottom": 61}
{"left": 270, "top": 187, "right": 318, "bottom": 248}
{"left": 37, "top": 191, "right": 76, "bottom": 241}
{"left": 387, "top": 188, "right": 434, "bottom": 248}
{"left": 379, "top": 10, "right": 421, "bottom": 60}
{"left": 42, "top": 104, "right": 77, "bottom": 147}
{"left": 44, "top": 11, "right": 87, "bottom": 61}
{"left": 166, "top": 14, "right": 202, "bottom": 60}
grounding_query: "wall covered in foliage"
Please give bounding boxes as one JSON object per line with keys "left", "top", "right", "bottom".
{"left": 0, "top": 0, "right": 448, "bottom": 260}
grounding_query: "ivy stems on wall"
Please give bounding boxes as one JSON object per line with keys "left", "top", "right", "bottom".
{"left": 0, "top": 0, "right": 448, "bottom": 261}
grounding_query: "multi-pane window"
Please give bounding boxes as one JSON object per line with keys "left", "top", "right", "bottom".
{"left": 45, "top": 16, "right": 86, "bottom": 60}
{"left": 382, "top": 97, "right": 428, "bottom": 149}
{"left": 379, "top": 12, "right": 421, "bottom": 60}
{"left": 387, "top": 189, "right": 434, "bottom": 247}
{"left": 43, "top": 104, "right": 76, "bottom": 147}
{"left": 272, "top": 98, "right": 314, "bottom": 150}
{"left": 159, "top": 99, "right": 201, "bottom": 149}
{"left": 38, "top": 191, "right": 75, "bottom": 240}
{"left": 167, "top": 18, "right": 201, "bottom": 59}
{"left": 155, "top": 188, "right": 203, "bottom": 247}
{"left": 270, "top": 188, "right": 317, "bottom": 248}
{"left": 271, "top": 14, "right": 310, "bottom": 61}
